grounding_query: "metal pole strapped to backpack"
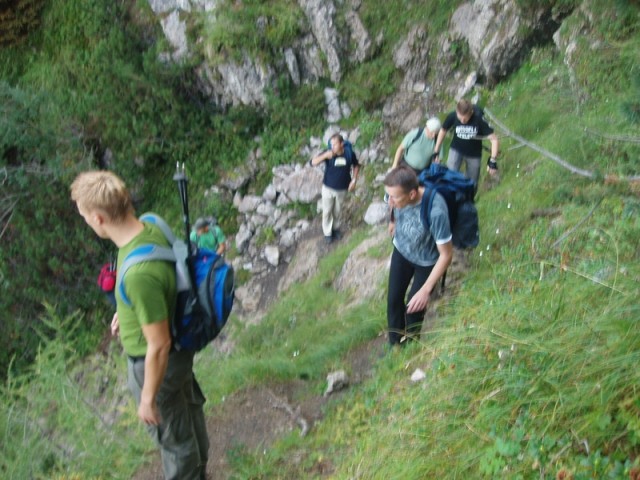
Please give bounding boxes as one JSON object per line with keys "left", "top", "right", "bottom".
{"left": 173, "top": 162, "right": 198, "bottom": 296}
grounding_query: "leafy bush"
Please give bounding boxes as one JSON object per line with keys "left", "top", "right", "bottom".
{"left": 0, "top": 0, "right": 46, "bottom": 47}
{"left": 201, "top": 0, "right": 305, "bottom": 64}
{"left": 0, "top": 0, "right": 253, "bottom": 376}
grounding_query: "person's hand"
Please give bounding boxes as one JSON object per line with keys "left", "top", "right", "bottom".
{"left": 433, "top": 154, "right": 441, "bottom": 164}
{"left": 348, "top": 179, "right": 357, "bottom": 192}
{"left": 138, "top": 398, "right": 161, "bottom": 425}
{"left": 406, "top": 289, "right": 430, "bottom": 313}
{"left": 111, "top": 313, "right": 120, "bottom": 337}
{"left": 487, "top": 157, "right": 498, "bottom": 176}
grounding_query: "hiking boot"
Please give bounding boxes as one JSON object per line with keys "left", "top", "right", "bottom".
{"left": 324, "top": 235, "right": 333, "bottom": 244}
{"left": 332, "top": 229, "right": 342, "bottom": 240}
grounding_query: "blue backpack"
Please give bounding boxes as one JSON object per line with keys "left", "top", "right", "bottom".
{"left": 117, "top": 213, "right": 234, "bottom": 352}
{"left": 326, "top": 138, "right": 356, "bottom": 161}
{"left": 418, "top": 163, "right": 479, "bottom": 250}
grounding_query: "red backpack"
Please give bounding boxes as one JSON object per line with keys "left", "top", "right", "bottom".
{"left": 97, "top": 262, "right": 116, "bottom": 293}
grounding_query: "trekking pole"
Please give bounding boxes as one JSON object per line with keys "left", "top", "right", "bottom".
{"left": 173, "top": 162, "right": 198, "bottom": 294}
{"left": 173, "top": 162, "right": 194, "bottom": 255}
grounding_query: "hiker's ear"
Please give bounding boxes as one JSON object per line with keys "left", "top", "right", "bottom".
{"left": 92, "top": 211, "right": 106, "bottom": 226}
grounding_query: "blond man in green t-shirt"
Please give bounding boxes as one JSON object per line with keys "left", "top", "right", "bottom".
{"left": 71, "top": 171, "right": 208, "bottom": 480}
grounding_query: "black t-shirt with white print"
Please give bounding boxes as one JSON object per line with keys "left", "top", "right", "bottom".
{"left": 442, "top": 106, "right": 494, "bottom": 158}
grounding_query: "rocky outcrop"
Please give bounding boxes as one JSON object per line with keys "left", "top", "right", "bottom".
{"left": 333, "top": 228, "right": 388, "bottom": 303}
{"left": 382, "top": 25, "right": 435, "bottom": 133}
{"left": 298, "top": 0, "right": 343, "bottom": 83}
{"left": 197, "top": 54, "right": 274, "bottom": 108}
{"left": 448, "top": 0, "right": 572, "bottom": 86}
{"left": 552, "top": 2, "right": 599, "bottom": 99}
{"left": 146, "top": 0, "right": 372, "bottom": 108}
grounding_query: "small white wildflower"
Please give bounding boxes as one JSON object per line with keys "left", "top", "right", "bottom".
{"left": 517, "top": 163, "right": 520, "bottom": 169}
{"left": 496, "top": 228, "right": 500, "bottom": 234}
{"left": 293, "top": 350, "right": 299, "bottom": 357}
{"left": 479, "top": 251, "right": 483, "bottom": 257}
{"left": 507, "top": 203, "right": 512, "bottom": 209}
{"left": 486, "top": 245, "right": 491, "bottom": 251}
{"left": 516, "top": 172, "right": 520, "bottom": 178}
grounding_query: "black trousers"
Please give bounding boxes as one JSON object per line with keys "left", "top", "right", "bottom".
{"left": 387, "top": 247, "right": 433, "bottom": 345}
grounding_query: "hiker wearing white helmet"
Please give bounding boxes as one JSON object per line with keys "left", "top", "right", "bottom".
{"left": 392, "top": 116, "right": 442, "bottom": 174}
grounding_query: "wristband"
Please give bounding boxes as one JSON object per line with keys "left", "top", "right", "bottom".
{"left": 487, "top": 158, "right": 498, "bottom": 170}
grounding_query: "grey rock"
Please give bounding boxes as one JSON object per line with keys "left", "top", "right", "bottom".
{"left": 161, "top": 11, "right": 189, "bottom": 60}
{"left": 284, "top": 48, "right": 301, "bottom": 86}
{"left": 262, "top": 184, "right": 277, "bottom": 202}
{"left": 235, "top": 223, "right": 254, "bottom": 253}
{"left": 264, "top": 245, "right": 280, "bottom": 267}
{"left": 324, "top": 370, "right": 349, "bottom": 396}
{"left": 364, "top": 202, "right": 389, "bottom": 226}
{"left": 298, "top": 0, "right": 342, "bottom": 82}
{"left": 238, "top": 195, "right": 263, "bottom": 214}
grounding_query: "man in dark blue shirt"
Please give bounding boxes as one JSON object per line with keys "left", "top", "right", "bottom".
{"left": 311, "top": 133, "right": 360, "bottom": 243}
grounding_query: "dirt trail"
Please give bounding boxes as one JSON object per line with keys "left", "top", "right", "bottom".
{"left": 132, "top": 218, "right": 471, "bottom": 480}
{"left": 132, "top": 335, "right": 387, "bottom": 480}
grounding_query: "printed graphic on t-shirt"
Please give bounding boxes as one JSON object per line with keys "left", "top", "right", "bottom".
{"left": 455, "top": 125, "right": 479, "bottom": 140}
{"left": 334, "top": 156, "right": 347, "bottom": 167}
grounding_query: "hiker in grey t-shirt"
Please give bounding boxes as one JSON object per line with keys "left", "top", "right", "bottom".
{"left": 383, "top": 166, "right": 453, "bottom": 346}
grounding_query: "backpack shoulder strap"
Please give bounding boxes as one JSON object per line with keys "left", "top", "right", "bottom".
{"left": 420, "top": 186, "right": 437, "bottom": 231}
{"left": 117, "top": 244, "right": 176, "bottom": 306}
{"left": 140, "top": 212, "right": 177, "bottom": 244}
{"left": 116, "top": 213, "right": 179, "bottom": 306}
{"left": 405, "top": 128, "right": 423, "bottom": 155}
{"left": 411, "top": 128, "right": 424, "bottom": 146}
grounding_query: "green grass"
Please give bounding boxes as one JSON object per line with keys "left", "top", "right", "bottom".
{"left": 203, "top": 7, "right": 640, "bottom": 478}
{"left": 2, "top": 1, "right": 640, "bottom": 479}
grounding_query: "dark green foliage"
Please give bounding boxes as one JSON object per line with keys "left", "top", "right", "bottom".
{"left": 0, "top": 81, "right": 80, "bottom": 170}
{"left": 0, "top": 0, "right": 253, "bottom": 377}
{"left": 0, "top": 0, "right": 46, "bottom": 47}
{"left": 342, "top": 57, "right": 401, "bottom": 111}
{"left": 0, "top": 170, "right": 107, "bottom": 375}
{"left": 622, "top": 72, "right": 640, "bottom": 124}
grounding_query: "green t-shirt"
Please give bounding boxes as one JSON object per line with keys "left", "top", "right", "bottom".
{"left": 402, "top": 128, "right": 437, "bottom": 171}
{"left": 116, "top": 222, "right": 176, "bottom": 357}
{"left": 190, "top": 226, "right": 226, "bottom": 252}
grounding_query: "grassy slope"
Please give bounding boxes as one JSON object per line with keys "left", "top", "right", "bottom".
{"left": 1, "top": 1, "right": 639, "bottom": 479}
{"left": 217, "top": 10, "right": 640, "bottom": 480}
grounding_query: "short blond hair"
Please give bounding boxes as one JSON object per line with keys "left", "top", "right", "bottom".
{"left": 70, "top": 170, "right": 133, "bottom": 222}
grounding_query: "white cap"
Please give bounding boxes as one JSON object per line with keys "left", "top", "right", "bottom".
{"left": 426, "top": 117, "right": 441, "bottom": 134}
